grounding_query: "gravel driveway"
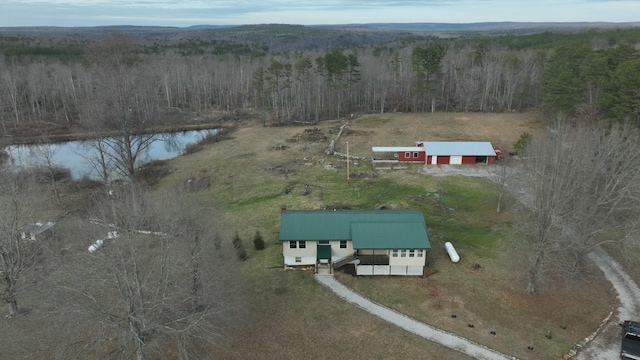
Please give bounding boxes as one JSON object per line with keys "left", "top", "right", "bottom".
{"left": 315, "top": 274, "right": 515, "bottom": 360}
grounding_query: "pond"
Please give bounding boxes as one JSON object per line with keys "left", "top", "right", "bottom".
{"left": 4, "top": 128, "right": 218, "bottom": 180}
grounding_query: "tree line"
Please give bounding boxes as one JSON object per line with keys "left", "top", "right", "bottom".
{"left": 0, "top": 29, "right": 638, "bottom": 132}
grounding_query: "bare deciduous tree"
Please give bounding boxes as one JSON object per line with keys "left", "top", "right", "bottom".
{"left": 57, "top": 187, "right": 243, "bottom": 359}
{"left": 518, "top": 124, "right": 640, "bottom": 293}
{"left": 489, "top": 156, "right": 512, "bottom": 213}
{"left": 31, "top": 136, "right": 71, "bottom": 206}
{"left": 81, "top": 32, "right": 162, "bottom": 182}
{"left": 0, "top": 171, "right": 50, "bottom": 317}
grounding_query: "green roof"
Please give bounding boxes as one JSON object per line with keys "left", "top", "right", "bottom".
{"left": 279, "top": 210, "right": 430, "bottom": 250}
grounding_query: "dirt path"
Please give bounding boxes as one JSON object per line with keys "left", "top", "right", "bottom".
{"left": 315, "top": 274, "right": 515, "bottom": 360}
{"left": 574, "top": 248, "right": 640, "bottom": 359}
{"left": 422, "top": 164, "right": 639, "bottom": 359}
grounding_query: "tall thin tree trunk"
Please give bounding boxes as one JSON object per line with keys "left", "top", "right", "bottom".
{"left": 1, "top": 250, "right": 18, "bottom": 317}
{"left": 526, "top": 244, "right": 545, "bottom": 293}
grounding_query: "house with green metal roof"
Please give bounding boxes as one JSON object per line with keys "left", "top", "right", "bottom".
{"left": 279, "top": 209, "right": 431, "bottom": 276}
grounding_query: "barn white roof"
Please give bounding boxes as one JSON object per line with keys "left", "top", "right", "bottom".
{"left": 417, "top": 141, "right": 496, "bottom": 156}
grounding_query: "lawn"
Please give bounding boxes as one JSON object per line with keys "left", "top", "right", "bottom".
{"left": 155, "top": 112, "right": 614, "bottom": 360}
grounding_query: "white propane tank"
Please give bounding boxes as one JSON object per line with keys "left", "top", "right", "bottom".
{"left": 88, "top": 239, "right": 104, "bottom": 253}
{"left": 445, "top": 242, "right": 460, "bottom": 263}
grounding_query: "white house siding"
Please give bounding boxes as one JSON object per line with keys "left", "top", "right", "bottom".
{"left": 389, "top": 249, "right": 426, "bottom": 267}
{"left": 331, "top": 241, "right": 354, "bottom": 261}
{"left": 284, "top": 255, "right": 316, "bottom": 266}
{"left": 283, "top": 240, "right": 317, "bottom": 266}
{"left": 357, "top": 265, "right": 424, "bottom": 276}
{"left": 450, "top": 156, "right": 463, "bottom": 165}
{"left": 357, "top": 265, "right": 391, "bottom": 275}
{"left": 390, "top": 266, "right": 408, "bottom": 275}
{"left": 389, "top": 256, "right": 425, "bottom": 267}
{"left": 407, "top": 266, "right": 424, "bottom": 275}
{"left": 357, "top": 266, "right": 373, "bottom": 275}
{"left": 282, "top": 240, "right": 356, "bottom": 266}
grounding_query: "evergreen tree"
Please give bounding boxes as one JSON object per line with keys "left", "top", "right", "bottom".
{"left": 232, "top": 231, "right": 248, "bottom": 261}
{"left": 540, "top": 45, "right": 592, "bottom": 116}
{"left": 253, "top": 230, "right": 265, "bottom": 250}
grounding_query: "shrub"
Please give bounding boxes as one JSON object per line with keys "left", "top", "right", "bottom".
{"left": 232, "top": 231, "right": 248, "bottom": 261}
{"left": 253, "top": 230, "right": 265, "bottom": 250}
{"left": 513, "top": 132, "right": 532, "bottom": 152}
{"left": 236, "top": 248, "right": 248, "bottom": 261}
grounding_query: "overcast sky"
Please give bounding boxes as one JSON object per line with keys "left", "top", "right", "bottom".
{"left": 2, "top": 0, "right": 639, "bottom": 27}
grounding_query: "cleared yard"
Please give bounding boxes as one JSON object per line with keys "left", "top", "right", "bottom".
{"left": 155, "top": 111, "right": 613, "bottom": 360}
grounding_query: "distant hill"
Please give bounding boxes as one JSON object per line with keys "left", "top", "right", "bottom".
{"left": 349, "top": 21, "right": 640, "bottom": 32}
{"left": 1, "top": 22, "right": 638, "bottom": 53}
{"left": 2, "top": 21, "right": 639, "bottom": 39}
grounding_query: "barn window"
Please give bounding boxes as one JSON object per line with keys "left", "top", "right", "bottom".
{"left": 339, "top": 240, "right": 347, "bottom": 249}
{"left": 400, "top": 250, "right": 407, "bottom": 257}
{"left": 392, "top": 249, "right": 398, "bottom": 257}
{"left": 299, "top": 241, "right": 306, "bottom": 249}
{"left": 413, "top": 152, "right": 419, "bottom": 158}
{"left": 405, "top": 152, "right": 410, "bottom": 158}
{"left": 295, "top": 257, "right": 302, "bottom": 263}
{"left": 409, "top": 249, "right": 415, "bottom": 257}
{"left": 289, "top": 241, "right": 297, "bottom": 249}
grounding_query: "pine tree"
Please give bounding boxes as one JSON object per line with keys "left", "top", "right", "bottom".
{"left": 253, "top": 230, "right": 265, "bottom": 250}
{"left": 232, "top": 231, "right": 248, "bottom": 261}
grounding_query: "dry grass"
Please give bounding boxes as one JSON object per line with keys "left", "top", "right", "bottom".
{"left": 335, "top": 251, "right": 614, "bottom": 360}
{"left": 344, "top": 111, "right": 546, "bottom": 156}
{"left": 153, "top": 112, "right": 615, "bottom": 360}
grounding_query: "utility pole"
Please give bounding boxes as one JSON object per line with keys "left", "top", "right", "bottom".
{"left": 346, "top": 141, "right": 350, "bottom": 183}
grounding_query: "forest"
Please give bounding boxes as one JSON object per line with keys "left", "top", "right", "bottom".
{"left": 0, "top": 24, "right": 639, "bottom": 137}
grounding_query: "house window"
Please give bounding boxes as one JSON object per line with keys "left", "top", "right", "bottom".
{"left": 409, "top": 249, "right": 415, "bottom": 257}
{"left": 290, "top": 241, "right": 306, "bottom": 249}
{"left": 295, "top": 257, "right": 302, "bottom": 263}
{"left": 405, "top": 152, "right": 410, "bottom": 158}
{"left": 339, "top": 241, "right": 347, "bottom": 249}
{"left": 400, "top": 250, "right": 407, "bottom": 257}
{"left": 417, "top": 250, "right": 423, "bottom": 257}
{"left": 392, "top": 249, "right": 398, "bottom": 257}
{"left": 413, "top": 152, "right": 419, "bottom": 158}
{"left": 318, "top": 240, "right": 329, "bottom": 245}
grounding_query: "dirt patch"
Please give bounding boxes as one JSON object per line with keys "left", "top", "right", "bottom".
{"left": 288, "top": 127, "right": 330, "bottom": 143}
{"left": 349, "top": 171, "right": 377, "bottom": 180}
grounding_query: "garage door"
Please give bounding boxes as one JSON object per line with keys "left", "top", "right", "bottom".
{"left": 436, "top": 156, "right": 450, "bottom": 164}
{"left": 450, "top": 156, "right": 462, "bottom": 165}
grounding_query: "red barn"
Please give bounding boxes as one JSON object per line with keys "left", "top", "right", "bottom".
{"left": 417, "top": 142, "right": 497, "bottom": 165}
{"left": 371, "top": 146, "right": 425, "bottom": 163}
{"left": 372, "top": 142, "right": 497, "bottom": 165}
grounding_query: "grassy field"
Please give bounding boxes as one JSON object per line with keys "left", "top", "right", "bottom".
{"left": 154, "top": 112, "right": 614, "bottom": 360}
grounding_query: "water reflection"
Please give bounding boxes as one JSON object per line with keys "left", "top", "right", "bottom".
{"left": 5, "top": 129, "right": 217, "bottom": 179}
